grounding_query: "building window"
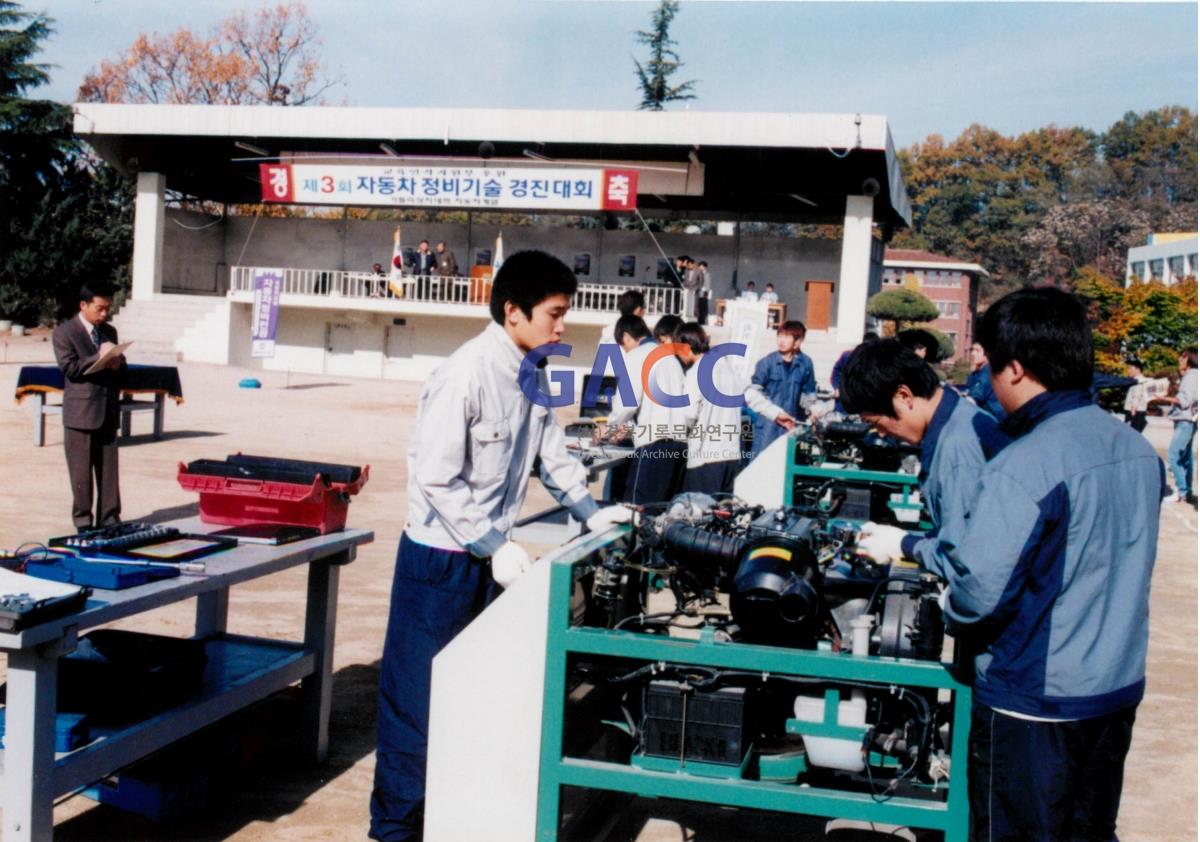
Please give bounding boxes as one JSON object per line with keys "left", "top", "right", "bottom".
{"left": 1169, "top": 256, "right": 1186, "bottom": 279}
{"left": 934, "top": 300, "right": 961, "bottom": 317}
{"left": 946, "top": 331, "right": 958, "bottom": 348}
{"left": 1190, "top": 254, "right": 1198, "bottom": 275}
{"left": 924, "top": 270, "right": 961, "bottom": 288}
{"left": 1130, "top": 261, "right": 1145, "bottom": 281}
{"left": 1150, "top": 259, "right": 1164, "bottom": 280}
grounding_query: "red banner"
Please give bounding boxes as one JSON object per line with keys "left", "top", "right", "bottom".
{"left": 259, "top": 163, "right": 293, "bottom": 203}
{"left": 601, "top": 169, "right": 638, "bottom": 211}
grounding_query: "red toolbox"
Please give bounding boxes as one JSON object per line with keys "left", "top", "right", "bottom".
{"left": 177, "top": 455, "right": 369, "bottom": 534}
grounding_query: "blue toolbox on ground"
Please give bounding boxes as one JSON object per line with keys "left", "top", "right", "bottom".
{"left": 0, "top": 710, "right": 90, "bottom": 753}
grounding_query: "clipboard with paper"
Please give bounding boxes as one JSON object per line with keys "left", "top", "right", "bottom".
{"left": 83, "top": 341, "right": 132, "bottom": 376}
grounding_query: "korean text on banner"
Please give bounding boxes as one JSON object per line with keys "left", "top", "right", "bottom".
{"left": 251, "top": 268, "right": 284, "bottom": 358}
{"left": 259, "top": 163, "right": 638, "bottom": 211}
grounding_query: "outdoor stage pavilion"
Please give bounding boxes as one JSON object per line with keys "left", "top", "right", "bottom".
{"left": 74, "top": 104, "right": 912, "bottom": 382}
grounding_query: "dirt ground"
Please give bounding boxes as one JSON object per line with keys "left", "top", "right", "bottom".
{"left": 0, "top": 330, "right": 1195, "bottom": 841}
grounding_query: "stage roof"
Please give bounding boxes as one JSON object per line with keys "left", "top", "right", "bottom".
{"left": 74, "top": 104, "right": 912, "bottom": 231}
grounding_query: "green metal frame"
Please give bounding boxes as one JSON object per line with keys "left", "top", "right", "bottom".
{"left": 535, "top": 527, "right": 972, "bottom": 840}
{"left": 786, "top": 458, "right": 932, "bottom": 529}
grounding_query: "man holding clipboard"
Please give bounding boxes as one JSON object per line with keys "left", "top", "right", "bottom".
{"left": 51, "top": 282, "right": 129, "bottom": 530}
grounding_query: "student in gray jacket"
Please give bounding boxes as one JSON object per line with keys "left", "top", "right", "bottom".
{"left": 370, "top": 251, "right": 630, "bottom": 842}
{"left": 860, "top": 288, "right": 1163, "bottom": 841}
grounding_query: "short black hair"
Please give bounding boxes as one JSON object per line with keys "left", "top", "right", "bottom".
{"left": 614, "top": 314, "right": 650, "bottom": 345}
{"left": 617, "top": 289, "right": 646, "bottom": 316}
{"left": 839, "top": 339, "right": 941, "bottom": 417}
{"left": 79, "top": 282, "right": 115, "bottom": 303}
{"left": 1183, "top": 348, "right": 1198, "bottom": 369}
{"left": 779, "top": 320, "right": 807, "bottom": 341}
{"left": 746, "top": 281, "right": 757, "bottom": 288}
{"left": 975, "top": 287, "right": 1093, "bottom": 391}
{"left": 862, "top": 331, "right": 880, "bottom": 343}
{"left": 1125, "top": 357, "right": 1143, "bottom": 371}
{"left": 489, "top": 250, "right": 577, "bottom": 324}
{"left": 898, "top": 328, "right": 940, "bottom": 361}
{"left": 675, "top": 322, "right": 709, "bottom": 355}
{"left": 653, "top": 314, "right": 684, "bottom": 342}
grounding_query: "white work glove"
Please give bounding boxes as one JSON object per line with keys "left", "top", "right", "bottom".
{"left": 490, "top": 541, "right": 531, "bottom": 588}
{"left": 857, "top": 522, "right": 907, "bottom": 565}
{"left": 586, "top": 504, "right": 634, "bottom": 533}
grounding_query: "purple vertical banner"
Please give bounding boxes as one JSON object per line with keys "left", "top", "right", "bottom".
{"left": 251, "top": 268, "right": 284, "bottom": 358}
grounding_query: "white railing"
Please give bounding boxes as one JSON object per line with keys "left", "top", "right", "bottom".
{"left": 229, "top": 266, "right": 691, "bottom": 316}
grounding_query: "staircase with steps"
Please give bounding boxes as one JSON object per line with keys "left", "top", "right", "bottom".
{"left": 111, "top": 294, "right": 229, "bottom": 365}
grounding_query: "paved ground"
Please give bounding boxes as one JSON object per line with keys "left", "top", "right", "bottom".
{"left": 0, "top": 330, "right": 1194, "bottom": 841}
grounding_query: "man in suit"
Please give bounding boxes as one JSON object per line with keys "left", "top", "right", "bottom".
{"left": 52, "top": 282, "right": 126, "bottom": 530}
{"left": 414, "top": 239, "right": 437, "bottom": 299}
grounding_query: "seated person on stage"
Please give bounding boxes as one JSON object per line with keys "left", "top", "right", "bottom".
{"left": 745, "top": 320, "right": 816, "bottom": 458}
{"left": 759, "top": 282, "right": 779, "bottom": 304}
{"left": 604, "top": 314, "right": 689, "bottom": 505}
{"left": 371, "top": 262, "right": 388, "bottom": 297}
{"left": 739, "top": 281, "right": 759, "bottom": 302}
{"left": 676, "top": 322, "right": 744, "bottom": 494}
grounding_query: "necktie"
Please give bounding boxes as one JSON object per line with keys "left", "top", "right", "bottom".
{"left": 91, "top": 326, "right": 101, "bottom": 347}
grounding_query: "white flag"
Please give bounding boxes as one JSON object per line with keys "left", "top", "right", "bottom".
{"left": 493, "top": 231, "right": 504, "bottom": 275}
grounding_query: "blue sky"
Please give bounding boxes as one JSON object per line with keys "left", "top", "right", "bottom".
{"left": 31, "top": 1, "right": 1198, "bottom": 148}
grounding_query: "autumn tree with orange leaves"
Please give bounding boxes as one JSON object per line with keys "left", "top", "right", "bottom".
{"left": 78, "top": 1, "right": 339, "bottom": 106}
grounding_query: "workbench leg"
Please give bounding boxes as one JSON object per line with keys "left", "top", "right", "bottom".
{"left": 195, "top": 587, "right": 230, "bottom": 637}
{"left": 33, "top": 393, "right": 45, "bottom": 448}
{"left": 4, "top": 643, "right": 62, "bottom": 842}
{"left": 300, "top": 554, "right": 343, "bottom": 764}
{"left": 120, "top": 405, "right": 131, "bottom": 438}
{"left": 153, "top": 394, "right": 164, "bottom": 439}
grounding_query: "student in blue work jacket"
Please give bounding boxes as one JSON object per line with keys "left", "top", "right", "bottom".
{"left": 369, "top": 251, "right": 631, "bottom": 842}
{"left": 744, "top": 320, "right": 816, "bottom": 457}
{"left": 837, "top": 339, "right": 1008, "bottom": 567}
{"left": 966, "top": 340, "right": 1005, "bottom": 421}
{"left": 859, "top": 288, "right": 1163, "bottom": 842}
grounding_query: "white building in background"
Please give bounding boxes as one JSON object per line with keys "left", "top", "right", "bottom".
{"left": 1125, "top": 233, "right": 1198, "bottom": 287}
{"left": 74, "top": 104, "right": 913, "bottom": 383}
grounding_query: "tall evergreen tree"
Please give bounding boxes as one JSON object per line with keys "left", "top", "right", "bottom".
{"left": 633, "top": 0, "right": 697, "bottom": 111}
{"left": 0, "top": 1, "right": 133, "bottom": 324}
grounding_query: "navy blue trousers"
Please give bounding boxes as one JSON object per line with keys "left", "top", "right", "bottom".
{"left": 622, "top": 439, "right": 687, "bottom": 506}
{"left": 969, "top": 702, "right": 1136, "bottom": 842}
{"left": 681, "top": 459, "right": 741, "bottom": 496}
{"left": 369, "top": 534, "right": 498, "bottom": 841}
